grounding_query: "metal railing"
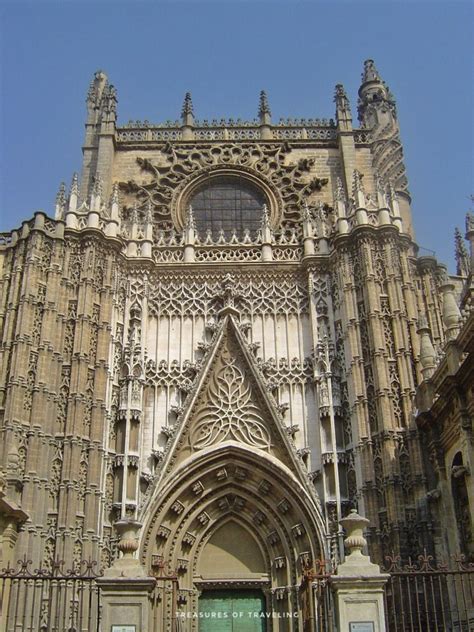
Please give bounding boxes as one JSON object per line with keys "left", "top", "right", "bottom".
{"left": 384, "top": 551, "right": 474, "bottom": 632}
{"left": 0, "top": 556, "right": 101, "bottom": 632}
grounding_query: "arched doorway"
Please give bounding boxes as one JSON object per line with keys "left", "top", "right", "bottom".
{"left": 140, "top": 444, "right": 326, "bottom": 631}
{"left": 196, "top": 522, "right": 268, "bottom": 630}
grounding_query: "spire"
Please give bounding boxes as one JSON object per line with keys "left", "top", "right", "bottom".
{"left": 68, "top": 173, "right": 79, "bottom": 213}
{"left": 361, "top": 59, "right": 382, "bottom": 84}
{"left": 334, "top": 84, "right": 352, "bottom": 128}
{"left": 455, "top": 227, "right": 469, "bottom": 276}
{"left": 181, "top": 92, "right": 194, "bottom": 126}
{"left": 86, "top": 70, "right": 108, "bottom": 111}
{"left": 358, "top": 58, "right": 397, "bottom": 124}
{"left": 70, "top": 172, "right": 79, "bottom": 197}
{"left": 258, "top": 90, "right": 271, "bottom": 125}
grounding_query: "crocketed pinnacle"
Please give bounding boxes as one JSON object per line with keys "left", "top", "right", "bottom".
{"left": 334, "top": 83, "right": 348, "bottom": 102}
{"left": 181, "top": 92, "right": 194, "bottom": 117}
{"left": 185, "top": 205, "right": 196, "bottom": 231}
{"left": 361, "top": 59, "right": 382, "bottom": 84}
{"left": 455, "top": 227, "right": 469, "bottom": 276}
{"left": 110, "top": 182, "right": 120, "bottom": 205}
{"left": 352, "top": 169, "right": 364, "bottom": 194}
{"left": 92, "top": 175, "right": 103, "bottom": 198}
{"left": 56, "top": 182, "right": 66, "bottom": 206}
{"left": 86, "top": 70, "right": 108, "bottom": 107}
{"left": 334, "top": 83, "right": 351, "bottom": 120}
{"left": 69, "top": 173, "right": 79, "bottom": 196}
{"left": 258, "top": 90, "right": 271, "bottom": 118}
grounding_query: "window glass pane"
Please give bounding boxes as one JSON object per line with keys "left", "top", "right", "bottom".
{"left": 189, "top": 177, "right": 266, "bottom": 239}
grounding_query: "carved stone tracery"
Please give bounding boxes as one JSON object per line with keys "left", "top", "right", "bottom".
{"left": 190, "top": 349, "right": 271, "bottom": 451}
{"left": 119, "top": 143, "right": 329, "bottom": 233}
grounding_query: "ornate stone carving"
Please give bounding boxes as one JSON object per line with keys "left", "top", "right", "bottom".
{"left": 120, "top": 142, "right": 328, "bottom": 233}
{"left": 147, "top": 272, "right": 308, "bottom": 318}
{"left": 190, "top": 347, "right": 271, "bottom": 451}
{"left": 171, "top": 500, "right": 185, "bottom": 515}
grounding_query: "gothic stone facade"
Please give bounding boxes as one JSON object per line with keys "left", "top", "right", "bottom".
{"left": 0, "top": 60, "right": 473, "bottom": 627}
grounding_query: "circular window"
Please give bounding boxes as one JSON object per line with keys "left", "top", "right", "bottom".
{"left": 189, "top": 176, "right": 268, "bottom": 239}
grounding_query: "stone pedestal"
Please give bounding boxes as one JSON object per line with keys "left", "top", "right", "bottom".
{"left": 96, "top": 519, "right": 155, "bottom": 632}
{"left": 98, "top": 577, "right": 156, "bottom": 632}
{"left": 331, "top": 510, "right": 389, "bottom": 632}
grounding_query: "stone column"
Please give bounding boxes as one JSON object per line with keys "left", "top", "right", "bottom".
{"left": 96, "top": 520, "right": 155, "bottom": 632}
{"left": 330, "top": 510, "right": 389, "bottom": 632}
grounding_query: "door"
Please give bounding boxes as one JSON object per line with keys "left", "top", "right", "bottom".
{"left": 199, "top": 589, "right": 266, "bottom": 631}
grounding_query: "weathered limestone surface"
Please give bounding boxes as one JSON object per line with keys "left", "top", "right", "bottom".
{"left": 0, "top": 59, "right": 472, "bottom": 630}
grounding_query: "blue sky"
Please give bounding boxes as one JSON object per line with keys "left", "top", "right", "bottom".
{"left": 0, "top": 0, "right": 472, "bottom": 271}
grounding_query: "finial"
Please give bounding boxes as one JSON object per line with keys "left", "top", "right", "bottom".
{"left": 261, "top": 203, "right": 271, "bottom": 228}
{"left": 259, "top": 90, "right": 271, "bottom": 116}
{"left": 56, "top": 182, "right": 66, "bottom": 205}
{"left": 70, "top": 173, "right": 79, "bottom": 196}
{"left": 111, "top": 182, "right": 119, "bottom": 205}
{"left": 67, "top": 173, "right": 79, "bottom": 213}
{"left": 334, "top": 84, "right": 352, "bottom": 123}
{"left": 103, "top": 83, "right": 117, "bottom": 117}
{"left": 145, "top": 200, "right": 154, "bottom": 225}
{"left": 55, "top": 182, "right": 66, "bottom": 220}
{"left": 181, "top": 92, "right": 194, "bottom": 126}
{"left": 258, "top": 91, "right": 271, "bottom": 125}
{"left": 352, "top": 170, "right": 364, "bottom": 195}
{"left": 335, "top": 177, "right": 346, "bottom": 202}
{"left": 185, "top": 205, "right": 196, "bottom": 231}
{"left": 92, "top": 175, "right": 102, "bottom": 198}
{"left": 455, "top": 227, "right": 469, "bottom": 276}
{"left": 362, "top": 59, "right": 381, "bottom": 83}
{"left": 302, "top": 202, "right": 312, "bottom": 223}
{"left": 86, "top": 70, "right": 108, "bottom": 109}
{"left": 130, "top": 201, "right": 139, "bottom": 225}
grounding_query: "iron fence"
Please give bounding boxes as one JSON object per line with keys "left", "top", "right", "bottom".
{"left": 0, "top": 556, "right": 101, "bottom": 632}
{"left": 301, "top": 558, "right": 335, "bottom": 632}
{"left": 383, "top": 551, "right": 474, "bottom": 632}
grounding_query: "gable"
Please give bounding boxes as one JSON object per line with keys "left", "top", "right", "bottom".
{"left": 158, "top": 315, "right": 310, "bottom": 481}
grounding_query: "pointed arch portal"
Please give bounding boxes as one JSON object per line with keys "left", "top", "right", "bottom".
{"left": 140, "top": 444, "right": 325, "bottom": 630}
{"left": 139, "top": 316, "right": 326, "bottom": 630}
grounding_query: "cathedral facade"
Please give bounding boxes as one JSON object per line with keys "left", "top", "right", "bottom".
{"left": 0, "top": 60, "right": 472, "bottom": 629}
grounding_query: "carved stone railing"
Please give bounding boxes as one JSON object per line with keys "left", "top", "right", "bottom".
{"left": 115, "top": 119, "right": 350, "bottom": 144}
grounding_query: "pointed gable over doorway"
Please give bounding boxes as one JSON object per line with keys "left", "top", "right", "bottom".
{"left": 156, "top": 314, "right": 310, "bottom": 485}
